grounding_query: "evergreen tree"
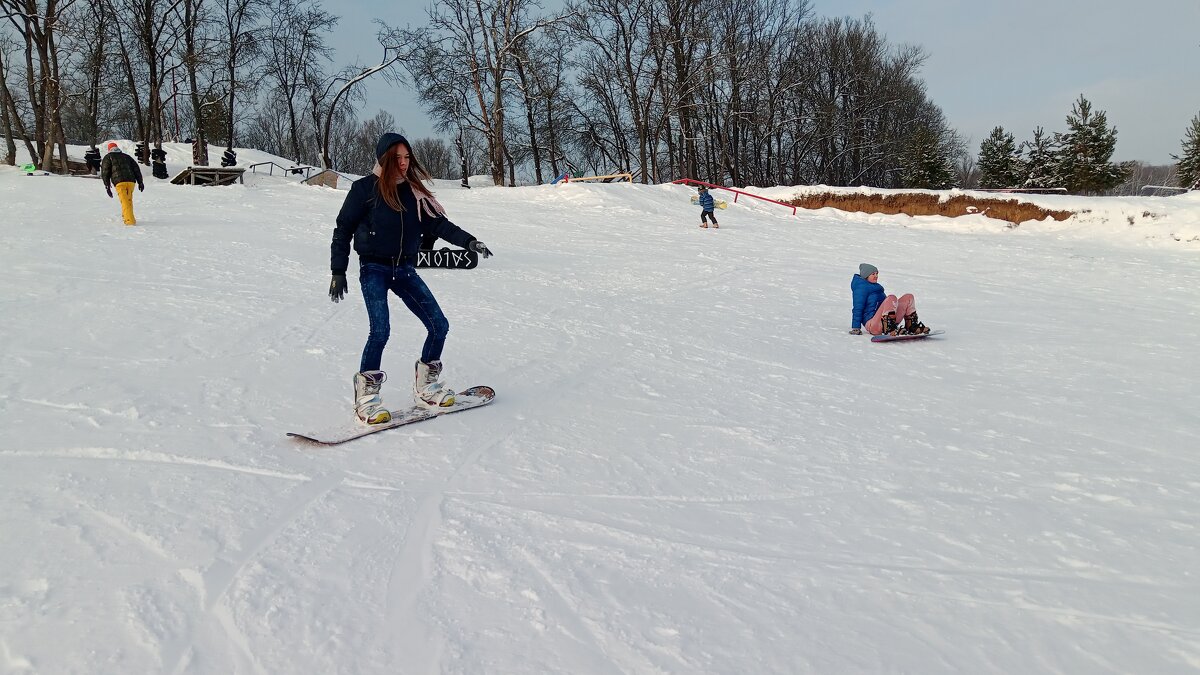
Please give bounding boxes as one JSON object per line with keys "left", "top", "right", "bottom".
{"left": 1172, "top": 110, "right": 1200, "bottom": 189}
{"left": 977, "top": 126, "right": 1023, "bottom": 188}
{"left": 1054, "top": 95, "right": 1125, "bottom": 194}
{"left": 901, "top": 126, "right": 957, "bottom": 190}
{"left": 1021, "top": 126, "right": 1059, "bottom": 189}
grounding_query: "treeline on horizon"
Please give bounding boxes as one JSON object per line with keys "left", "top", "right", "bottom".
{"left": 2, "top": 0, "right": 1198, "bottom": 194}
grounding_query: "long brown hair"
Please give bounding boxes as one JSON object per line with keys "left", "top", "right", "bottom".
{"left": 376, "top": 142, "right": 435, "bottom": 213}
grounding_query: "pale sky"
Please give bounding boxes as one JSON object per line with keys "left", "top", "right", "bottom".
{"left": 330, "top": 0, "right": 1200, "bottom": 164}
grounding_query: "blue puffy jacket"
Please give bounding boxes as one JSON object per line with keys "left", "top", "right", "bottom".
{"left": 851, "top": 274, "right": 886, "bottom": 330}
{"left": 698, "top": 190, "right": 715, "bottom": 211}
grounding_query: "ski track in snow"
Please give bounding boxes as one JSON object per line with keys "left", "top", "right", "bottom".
{"left": 162, "top": 472, "right": 344, "bottom": 675}
{"left": 2, "top": 152, "right": 1199, "bottom": 673}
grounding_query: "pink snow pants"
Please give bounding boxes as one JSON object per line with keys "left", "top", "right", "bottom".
{"left": 864, "top": 294, "right": 916, "bottom": 336}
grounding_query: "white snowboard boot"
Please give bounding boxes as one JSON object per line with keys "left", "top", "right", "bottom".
{"left": 353, "top": 370, "right": 391, "bottom": 424}
{"left": 414, "top": 360, "right": 456, "bottom": 408}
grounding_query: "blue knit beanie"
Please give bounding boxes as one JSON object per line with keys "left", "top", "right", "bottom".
{"left": 375, "top": 132, "right": 409, "bottom": 160}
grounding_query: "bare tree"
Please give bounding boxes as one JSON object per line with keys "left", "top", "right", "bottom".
{"left": 0, "top": 32, "right": 34, "bottom": 163}
{"left": 2, "top": 0, "right": 79, "bottom": 171}
{"left": 568, "top": 0, "right": 663, "bottom": 181}
{"left": 240, "top": 93, "right": 292, "bottom": 156}
{"left": 954, "top": 145, "right": 979, "bottom": 189}
{"left": 178, "top": 0, "right": 218, "bottom": 163}
{"left": 510, "top": 29, "right": 550, "bottom": 183}
{"left": 405, "top": 0, "right": 572, "bottom": 186}
{"left": 262, "top": 0, "right": 336, "bottom": 162}
{"left": 0, "top": 0, "right": 975, "bottom": 189}
{"left": 411, "top": 135, "right": 453, "bottom": 179}
{"left": 339, "top": 108, "right": 395, "bottom": 174}
{"left": 310, "top": 22, "right": 402, "bottom": 169}
{"left": 214, "top": 0, "right": 265, "bottom": 152}
{"left": 528, "top": 35, "right": 574, "bottom": 180}
{"left": 108, "top": 0, "right": 189, "bottom": 162}
{"left": 54, "top": 0, "right": 114, "bottom": 146}
{"left": 665, "top": 0, "right": 704, "bottom": 177}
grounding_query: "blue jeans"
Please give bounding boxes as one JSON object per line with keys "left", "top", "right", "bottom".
{"left": 358, "top": 262, "right": 449, "bottom": 372}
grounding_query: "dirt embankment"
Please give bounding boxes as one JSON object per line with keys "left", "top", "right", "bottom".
{"left": 783, "top": 192, "right": 1074, "bottom": 224}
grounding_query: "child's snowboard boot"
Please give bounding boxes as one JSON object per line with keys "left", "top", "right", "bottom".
{"left": 880, "top": 312, "right": 900, "bottom": 336}
{"left": 353, "top": 370, "right": 391, "bottom": 425}
{"left": 904, "top": 311, "right": 930, "bottom": 335}
{"left": 414, "top": 360, "right": 456, "bottom": 408}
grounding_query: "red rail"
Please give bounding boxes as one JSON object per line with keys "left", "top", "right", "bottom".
{"left": 672, "top": 178, "right": 797, "bottom": 215}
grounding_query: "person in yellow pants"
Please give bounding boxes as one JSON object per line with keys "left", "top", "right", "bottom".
{"left": 113, "top": 181, "right": 137, "bottom": 224}
{"left": 99, "top": 142, "right": 145, "bottom": 225}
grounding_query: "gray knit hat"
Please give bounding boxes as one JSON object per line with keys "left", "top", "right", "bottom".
{"left": 859, "top": 263, "right": 878, "bottom": 278}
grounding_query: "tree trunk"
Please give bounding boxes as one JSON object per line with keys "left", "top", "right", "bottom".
{"left": 285, "top": 95, "right": 302, "bottom": 163}
{"left": 0, "top": 48, "right": 23, "bottom": 164}
{"left": 86, "top": 18, "right": 105, "bottom": 146}
{"left": 112, "top": 14, "right": 148, "bottom": 149}
{"left": 225, "top": 58, "right": 237, "bottom": 151}
{"left": 513, "top": 57, "right": 543, "bottom": 184}
{"left": 183, "top": 0, "right": 209, "bottom": 165}
{"left": 489, "top": 76, "right": 506, "bottom": 186}
{"left": 16, "top": 20, "right": 44, "bottom": 164}
{"left": 504, "top": 139, "right": 516, "bottom": 187}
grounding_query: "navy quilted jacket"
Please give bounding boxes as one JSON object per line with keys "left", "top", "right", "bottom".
{"left": 330, "top": 177, "right": 474, "bottom": 274}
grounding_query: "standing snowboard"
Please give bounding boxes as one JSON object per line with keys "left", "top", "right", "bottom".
{"left": 417, "top": 247, "right": 479, "bottom": 269}
{"left": 288, "top": 385, "right": 495, "bottom": 445}
{"left": 871, "top": 330, "right": 945, "bottom": 343}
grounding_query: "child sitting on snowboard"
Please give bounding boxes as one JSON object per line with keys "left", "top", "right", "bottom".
{"left": 849, "top": 263, "right": 931, "bottom": 336}
{"left": 697, "top": 186, "right": 719, "bottom": 228}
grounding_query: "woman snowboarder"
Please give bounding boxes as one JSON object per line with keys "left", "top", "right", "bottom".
{"left": 329, "top": 132, "right": 492, "bottom": 424}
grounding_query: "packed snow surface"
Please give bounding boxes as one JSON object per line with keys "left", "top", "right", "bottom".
{"left": 2, "top": 145, "right": 1198, "bottom": 674}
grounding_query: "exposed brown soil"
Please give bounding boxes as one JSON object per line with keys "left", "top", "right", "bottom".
{"left": 783, "top": 192, "right": 1074, "bottom": 225}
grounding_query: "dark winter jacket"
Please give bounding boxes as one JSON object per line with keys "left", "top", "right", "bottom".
{"left": 330, "top": 176, "right": 474, "bottom": 274}
{"left": 698, "top": 190, "right": 715, "bottom": 211}
{"left": 851, "top": 274, "right": 886, "bottom": 330}
{"left": 100, "top": 150, "right": 144, "bottom": 189}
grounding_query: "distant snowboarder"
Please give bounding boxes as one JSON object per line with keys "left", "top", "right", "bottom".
{"left": 849, "top": 263, "right": 932, "bottom": 337}
{"left": 697, "top": 186, "right": 719, "bottom": 228}
{"left": 100, "top": 142, "right": 144, "bottom": 226}
{"left": 329, "top": 132, "right": 493, "bottom": 425}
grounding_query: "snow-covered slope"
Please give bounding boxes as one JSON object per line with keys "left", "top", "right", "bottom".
{"left": 1, "top": 162, "right": 1198, "bottom": 674}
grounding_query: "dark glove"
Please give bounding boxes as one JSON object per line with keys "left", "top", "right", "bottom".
{"left": 105, "top": 187, "right": 113, "bottom": 198}
{"left": 138, "top": 183, "right": 144, "bottom": 192}
{"left": 849, "top": 328, "right": 862, "bottom": 335}
{"left": 468, "top": 240, "right": 492, "bottom": 258}
{"left": 329, "top": 274, "right": 347, "bottom": 303}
